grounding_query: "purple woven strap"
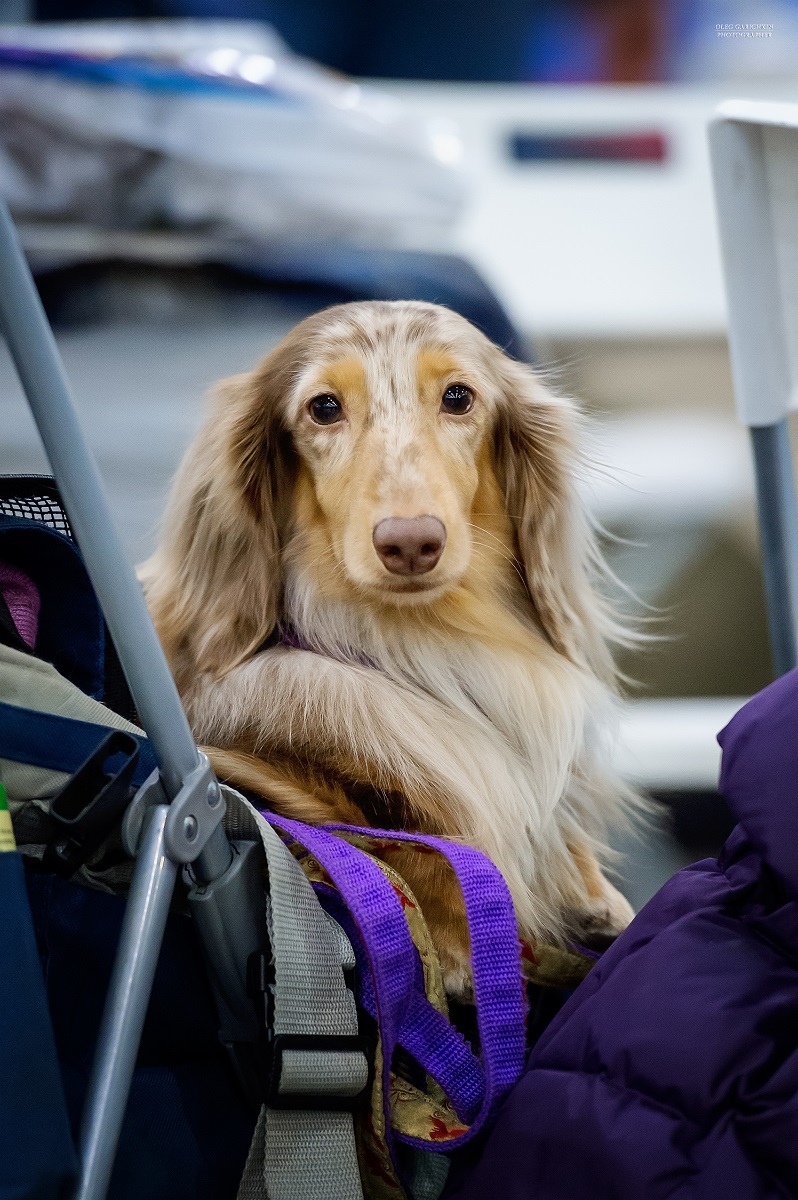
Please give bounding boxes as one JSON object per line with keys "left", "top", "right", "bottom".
{"left": 325, "top": 824, "right": 527, "bottom": 1126}
{"left": 313, "top": 882, "right": 484, "bottom": 1123}
{"left": 397, "top": 990, "right": 486, "bottom": 1122}
{"left": 265, "top": 815, "right": 484, "bottom": 1130}
{"left": 265, "top": 814, "right": 526, "bottom": 1149}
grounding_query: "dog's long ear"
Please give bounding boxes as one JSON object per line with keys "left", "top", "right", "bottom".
{"left": 493, "top": 354, "right": 618, "bottom": 684}
{"left": 140, "top": 359, "right": 295, "bottom": 683}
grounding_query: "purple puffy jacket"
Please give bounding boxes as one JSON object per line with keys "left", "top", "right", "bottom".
{"left": 445, "top": 669, "right": 798, "bottom": 1199}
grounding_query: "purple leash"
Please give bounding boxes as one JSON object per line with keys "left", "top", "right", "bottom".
{"left": 310, "top": 882, "right": 487, "bottom": 1125}
{"left": 265, "top": 814, "right": 482, "bottom": 1130}
{"left": 263, "top": 814, "right": 526, "bottom": 1152}
{"left": 324, "top": 824, "right": 528, "bottom": 1135}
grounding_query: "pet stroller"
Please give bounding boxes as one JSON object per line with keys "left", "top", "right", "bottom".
{"left": 0, "top": 192, "right": 377, "bottom": 1200}
{"left": 0, "top": 198, "right": 536, "bottom": 1200}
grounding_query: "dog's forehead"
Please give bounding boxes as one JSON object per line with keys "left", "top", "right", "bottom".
{"left": 319, "top": 302, "right": 470, "bottom": 347}
{"left": 293, "top": 304, "right": 490, "bottom": 411}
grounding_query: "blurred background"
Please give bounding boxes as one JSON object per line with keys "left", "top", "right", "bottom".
{"left": 1, "top": 0, "right": 797, "bottom": 906}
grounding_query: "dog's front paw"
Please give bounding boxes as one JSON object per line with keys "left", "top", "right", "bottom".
{"left": 569, "top": 879, "right": 635, "bottom": 952}
{"left": 438, "top": 944, "right": 475, "bottom": 1002}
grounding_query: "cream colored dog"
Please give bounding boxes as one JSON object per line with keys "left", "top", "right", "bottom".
{"left": 142, "top": 300, "right": 635, "bottom": 993}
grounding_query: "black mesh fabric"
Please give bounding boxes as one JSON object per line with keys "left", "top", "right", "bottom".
{"left": 0, "top": 475, "right": 137, "bottom": 721}
{"left": 0, "top": 475, "right": 73, "bottom": 537}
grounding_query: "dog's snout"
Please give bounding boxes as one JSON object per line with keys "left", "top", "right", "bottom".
{"left": 372, "top": 516, "right": 446, "bottom": 576}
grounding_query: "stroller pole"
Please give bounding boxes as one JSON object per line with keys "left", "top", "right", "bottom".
{"left": 709, "top": 109, "right": 798, "bottom": 676}
{"left": 0, "top": 203, "right": 265, "bottom": 1200}
{"left": 749, "top": 421, "right": 798, "bottom": 675}
{"left": 77, "top": 804, "right": 178, "bottom": 1197}
{"left": 0, "top": 205, "right": 204, "bottom": 800}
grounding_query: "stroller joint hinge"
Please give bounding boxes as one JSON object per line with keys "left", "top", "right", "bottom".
{"left": 122, "top": 752, "right": 226, "bottom": 864}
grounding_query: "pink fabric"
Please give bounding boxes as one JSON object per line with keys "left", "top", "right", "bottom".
{"left": 0, "top": 561, "right": 40, "bottom": 648}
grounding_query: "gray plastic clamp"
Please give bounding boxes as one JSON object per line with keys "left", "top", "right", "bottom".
{"left": 122, "top": 752, "right": 226, "bottom": 863}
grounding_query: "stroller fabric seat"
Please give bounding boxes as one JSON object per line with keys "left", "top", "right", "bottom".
{"left": 0, "top": 496, "right": 256, "bottom": 1199}
{"left": 444, "top": 667, "right": 798, "bottom": 1200}
{"left": 26, "top": 869, "right": 255, "bottom": 1200}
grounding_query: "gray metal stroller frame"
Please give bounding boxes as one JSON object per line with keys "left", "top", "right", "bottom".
{"left": 709, "top": 105, "right": 798, "bottom": 677}
{"left": 0, "top": 202, "right": 268, "bottom": 1200}
{"left": 748, "top": 422, "right": 798, "bottom": 674}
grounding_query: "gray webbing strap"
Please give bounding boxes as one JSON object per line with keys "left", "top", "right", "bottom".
{"left": 228, "top": 789, "right": 366, "bottom": 1200}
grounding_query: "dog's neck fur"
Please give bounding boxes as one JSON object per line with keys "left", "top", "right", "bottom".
{"left": 272, "top": 549, "right": 629, "bottom": 942}
{"left": 283, "top": 548, "right": 613, "bottom": 832}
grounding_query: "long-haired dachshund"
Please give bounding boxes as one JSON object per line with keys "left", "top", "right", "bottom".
{"left": 142, "top": 300, "right": 636, "bottom": 993}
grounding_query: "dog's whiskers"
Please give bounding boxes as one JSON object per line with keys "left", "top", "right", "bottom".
{"left": 467, "top": 524, "right": 527, "bottom": 587}
{"left": 466, "top": 522, "right": 516, "bottom": 561}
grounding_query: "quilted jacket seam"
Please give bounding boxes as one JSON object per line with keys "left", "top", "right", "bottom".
{"left": 528, "top": 1063, "right": 700, "bottom": 1128}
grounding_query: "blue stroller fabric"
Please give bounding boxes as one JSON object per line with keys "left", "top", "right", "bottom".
{"left": 0, "top": 517, "right": 105, "bottom": 701}
{"left": 0, "top": 501, "right": 256, "bottom": 1200}
{"left": 25, "top": 870, "right": 254, "bottom": 1200}
{"left": 0, "top": 848, "right": 77, "bottom": 1200}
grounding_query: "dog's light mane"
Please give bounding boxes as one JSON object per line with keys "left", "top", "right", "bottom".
{"left": 277, "top": 554, "right": 627, "bottom": 940}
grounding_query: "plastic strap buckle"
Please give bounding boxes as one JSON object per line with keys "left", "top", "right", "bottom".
{"left": 265, "top": 1032, "right": 374, "bottom": 1112}
{"left": 247, "top": 949, "right": 373, "bottom": 1112}
{"left": 43, "top": 730, "right": 139, "bottom": 877}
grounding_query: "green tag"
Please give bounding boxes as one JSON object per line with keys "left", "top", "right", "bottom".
{"left": 0, "top": 782, "right": 16, "bottom": 853}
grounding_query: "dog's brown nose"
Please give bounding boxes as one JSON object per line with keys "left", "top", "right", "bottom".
{"left": 372, "top": 516, "right": 446, "bottom": 576}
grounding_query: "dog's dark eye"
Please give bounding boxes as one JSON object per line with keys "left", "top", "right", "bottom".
{"left": 441, "top": 384, "right": 474, "bottom": 415}
{"left": 308, "top": 394, "right": 344, "bottom": 425}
